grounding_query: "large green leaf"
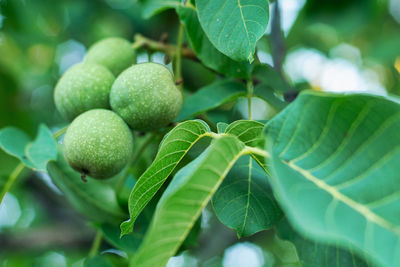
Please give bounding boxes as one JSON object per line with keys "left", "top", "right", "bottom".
{"left": 277, "top": 219, "right": 370, "bottom": 267}
{"left": 141, "top": 0, "right": 181, "bottom": 19}
{"left": 176, "top": 79, "right": 247, "bottom": 121}
{"left": 120, "top": 120, "right": 211, "bottom": 236}
{"left": 177, "top": 6, "right": 252, "bottom": 79}
{"left": 212, "top": 155, "right": 282, "bottom": 237}
{"left": 131, "top": 135, "right": 245, "bottom": 267}
{"left": 47, "top": 149, "right": 125, "bottom": 224}
{"left": 196, "top": 0, "right": 270, "bottom": 62}
{"left": 265, "top": 91, "right": 400, "bottom": 267}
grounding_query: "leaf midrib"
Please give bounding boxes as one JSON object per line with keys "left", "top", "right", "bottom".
{"left": 285, "top": 160, "right": 400, "bottom": 236}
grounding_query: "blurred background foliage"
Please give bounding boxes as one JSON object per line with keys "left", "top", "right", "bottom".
{"left": 0, "top": 0, "right": 399, "bottom": 266}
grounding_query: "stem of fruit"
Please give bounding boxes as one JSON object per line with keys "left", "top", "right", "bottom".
{"left": 115, "top": 132, "right": 156, "bottom": 194}
{"left": 88, "top": 230, "right": 103, "bottom": 257}
{"left": 247, "top": 80, "right": 253, "bottom": 120}
{"left": 0, "top": 162, "right": 25, "bottom": 204}
{"left": 175, "top": 24, "right": 184, "bottom": 90}
{"left": 132, "top": 34, "right": 197, "bottom": 61}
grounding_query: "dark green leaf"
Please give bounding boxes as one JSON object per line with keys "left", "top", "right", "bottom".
{"left": 212, "top": 155, "right": 282, "bottom": 237}
{"left": 142, "top": 0, "right": 181, "bottom": 19}
{"left": 265, "top": 91, "right": 400, "bottom": 267}
{"left": 177, "top": 6, "right": 252, "bottom": 78}
{"left": 120, "top": 120, "right": 211, "bottom": 236}
{"left": 85, "top": 256, "right": 113, "bottom": 267}
{"left": 176, "top": 79, "right": 247, "bottom": 121}
{"left": 253, "top": 64, "right": 288, "bottom": 92}
{"left": 196, "top": 0, "right": 270, "bottom": 62}
{"left": 131, "top": 135, "right": 245, "bottom": 267}
{"left": 254, "top": 84, "right": 287, "bottom": 111}
{"left": 47, "top": 148, "right": 125, "bottom": 224}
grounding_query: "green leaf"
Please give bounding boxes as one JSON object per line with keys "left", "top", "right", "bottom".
{"left": 253, "top": 64, "right": 288, "bottom": 92}
{"left": 277, "top": 219, "right": 370, "bottom": 267}
{"left": 176, "top": 79, "right": 247, "bottom": 121}
{"left": 196, "top": 0, "right": 270, "bottom": 62}
{"left": 47, "top": 148, "right": 125, "bottom": 224}
{"left": 85, "top": 256, "right": 113, "bottom": 267}
{"left": 225, "top": 120, "right": 264, "bottom": 147}
{"left": 265, "top": 91, "right": 400, "bottom": 267}
{"left": 0, "top": 127, "right": 34, "bottom": 167}
{"left": 142, "top": 0, "right": 181, "bottom": 19}
{"left": 255, "top": 231, "right": 301, "bottom": 266}
{"left": 99, "top": 223, "right": 145, "bottom": 254}
{"left": 120, "top": 120, "right": 211, "bottom": 236}
{"left": 131, "top": 135, "right": 245, "bottom": 267}
{"left": 26, "top": 124, "right": 57, "bottom": 171}
{"left": 254, "top": 85, "right": 288, "bottom": 111}
{"left": 177, "top": 6, "right": 253, "bottom": 78}
{"left": 217, "top": 122, "right": 229, "bottom": 133}
{"left": 212, "top": 155, "right": 282, "bottom": 237}
{"left": 0, "top": 125, "right": 57, "bottom": 171}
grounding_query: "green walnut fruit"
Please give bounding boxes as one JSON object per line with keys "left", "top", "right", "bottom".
{"left": 54, "top": 63, "right": 115, "bottom": 121}
{"left": 63, "top": 109, "right": 134, "bottom": 180}
{"left": 110, "top": 62, "right": 182, "bottom": 131}
{"left": 85, "top": 37, "right": 136, "bottom": 76}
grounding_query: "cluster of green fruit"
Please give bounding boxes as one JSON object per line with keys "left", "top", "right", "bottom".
{"left": 54, "top": 37, "right": 183, "bottom": 180}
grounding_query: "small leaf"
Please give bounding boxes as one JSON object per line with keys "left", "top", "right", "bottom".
{"left": 265, "top": 91, "right": 400, "bottom": 266}
{"left": 177, "top": 6, "right": 253, "bottom": 78}
{"left": 254, "top": 84, "right": 287, "bottom": 111}
{"left": 253, "top": 64, "right": 288, "bottom": 92}
{"left": 142, "top": 0, "right": 181, "bottom": 19}
{"left": 47, "top": 148, "right": 125, "bottom": 224}
{"left": 225, "top": 120, "right": 264, "bottom": 147}
{"left": 120, "top": 120, "right": 211, "bottom": 236}
{"left": 131, "top": 135, "right": 245, "bottom": 267}
{"left": 0, "top": 127, "right": 34, "bottom": 167}
{"left": 212, "top": 155, "right": 282, "bottom": 237}
{"left": 26, "top": 124, "right": 57, "bottom": 171}
{"left": 196, "top": 0, "right": 270, "bottom": 62}
{"left": 176, "top": 79, "right": 247, "bottom": 121}
{"left": 217, "top": 122, "right": 229, "bottom": 133}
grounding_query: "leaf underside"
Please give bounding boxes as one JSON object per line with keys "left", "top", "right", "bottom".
{"left": 265, "top": 91, "right": 400, "bottom": 267}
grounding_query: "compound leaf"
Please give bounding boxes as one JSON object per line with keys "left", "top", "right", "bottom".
{"left": 131, "top": 135, "right": 245, "bottom": 267}
{"left": 120, "top": 120, "right": 211, "bottom": 236}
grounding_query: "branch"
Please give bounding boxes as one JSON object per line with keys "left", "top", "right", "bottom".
{"left": 132, "top": 34, "right": 198, "bottom": 61}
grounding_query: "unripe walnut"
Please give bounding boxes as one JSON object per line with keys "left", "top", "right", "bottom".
{"left": 110, "top": 63, "right": 182, "bottom": 131}
{"left": 54, "top": 63, "right": 115, "bottom": 121}
{"left": 85, "top": 37, "right": 136, "bottom": 76}
{"left": 63, "top": 109, "right": 134, "bottom": 180}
